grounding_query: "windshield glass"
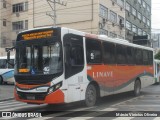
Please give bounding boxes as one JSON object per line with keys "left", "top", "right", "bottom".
{"left": 16, "top": 42, "right": 62, "bottom": 75}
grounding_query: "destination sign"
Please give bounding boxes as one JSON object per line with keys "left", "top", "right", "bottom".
{"left": 21, "top": 30, "right": 54, "bottom": 40}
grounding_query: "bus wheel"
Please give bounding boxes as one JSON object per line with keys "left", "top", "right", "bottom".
{"left": 134, "top": 80, "right": 141, "bottom": 96}
{"left": 85, "top": 84, "right": 97, "bottom": 107}
{"left": 0, "top": 76, "right": 3, "bottom": 85}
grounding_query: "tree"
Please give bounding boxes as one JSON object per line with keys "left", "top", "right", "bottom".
{"left": 155, "top": 51, "right": 160, "bottom": 60}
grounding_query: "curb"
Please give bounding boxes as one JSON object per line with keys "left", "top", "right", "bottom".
{"left": 0, "top": 98, "right": 14, "bottom": 102}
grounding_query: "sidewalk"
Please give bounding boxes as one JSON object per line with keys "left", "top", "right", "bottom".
{"left": 0, "top": 85, "right": 14, "bottom": 102}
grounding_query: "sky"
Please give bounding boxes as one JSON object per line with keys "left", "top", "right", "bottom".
{"left": 152, "top": 0, "right": 160, "bottom": 33}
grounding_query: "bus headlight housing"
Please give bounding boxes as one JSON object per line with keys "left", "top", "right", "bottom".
{"left": 48, "top": 82, "right": 62, "bottom": 94}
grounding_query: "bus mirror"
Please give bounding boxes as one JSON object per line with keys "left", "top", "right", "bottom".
{"left": 5, "top": 47, "right": 15, "bottom": 67}
{"left": 7, "top": 52, "right": 10, "bottom": 61}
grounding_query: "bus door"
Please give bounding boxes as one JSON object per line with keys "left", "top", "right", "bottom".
{"left": 63, "top": 33, "right": 84, "bottom": 102}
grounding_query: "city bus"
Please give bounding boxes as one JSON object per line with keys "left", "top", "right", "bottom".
{"left": 7, "top": 27, "right": 154, "bottom": 106}
{"left": 0, "top": 55, "right": 15, "bottom": 84}
{"left": 154, "top": 59, "right": 160, "bottom": 84}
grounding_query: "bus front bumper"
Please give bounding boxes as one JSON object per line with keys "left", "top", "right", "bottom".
{"left": 14, "top": 88, "right": 64, "bottom": 104}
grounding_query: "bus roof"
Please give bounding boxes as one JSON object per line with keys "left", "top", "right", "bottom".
{"left": 18, "top": 26, "right": 153, "bottom": 51}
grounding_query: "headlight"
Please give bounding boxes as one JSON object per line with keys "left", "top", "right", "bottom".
{"left": 48, "top": 82, "right": 62, "bottom": 94}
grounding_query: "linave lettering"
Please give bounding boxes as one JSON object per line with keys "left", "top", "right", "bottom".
{"left": 93, "top": 71, "right": 113, "bottom": 78}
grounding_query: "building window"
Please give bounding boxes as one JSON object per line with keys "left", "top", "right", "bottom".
{"left": 118, "top": 15, "right": 124, "bottom": 27}
{"left": 3, "top": 19, "right": 6, "bottom": 26}
{"left": 117, "top": 0, "right": 124, "bottom": 7}
{"left": 138, "top": 28, "right": 142, "bottom": 35}
{"left": 2, "top": 37, "right": 6, "bottom": 44}
{"left": 99, "top": 29, "right": 108, "bottom": 35}
{"left": 147, "top": 5, "right": 150, "bottom": 12}
{"left": 99, "top": 5, "right": 108, "bottom": 18}
{"left": 12, "top": 21, "right": 24, "bottom": 30}
{"left": 132, "top": 24, "right": 137, "bottom": 33}
{"left": 12, "top": 2, "right": 28, "bottom": 13}
{"left": 25, "top": 20, "right": 28, "bottom": 29}
{"left": 143, "top": 16, "right": 146, "bottom": 23}
{"left": 138, "top": 12, "right": 141, "bottom": 20}
{"left": 147, "top": 19, "right": 150, "bottom": 26}
{"left": 24, "top": 2, "right": 28, "bottom": 11}
{"left": 143, "top": 31, "right": 146, "bottom": 35}
{"left": 138, "top": 0, "right": 142, "bottom": 4}
{"left": 3, "top": 0, "right": 7, "bottom": 8}
{"left": 110, "top": 32, "right": 117, "bottom": 38}
{"left": 132, "top": 7, "right": 137, "bottom": 16}
{"left": 142, "top": 1, "right": 146, "bottom": 8}
{"left": 126, "top": 21, "right": 131, "bottom": 30}
{"left": 126, "top": 2, "right": 131, "bottom": 11}
{"left": 110, "top": 11, "right": 117, "bottom": 23}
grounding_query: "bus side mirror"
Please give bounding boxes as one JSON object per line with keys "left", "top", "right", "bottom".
{"left": 7, "top": 52, "right": 10, "bottom": 61}
{"left": 5, "top": 47, "right": 15, "bottom": 66}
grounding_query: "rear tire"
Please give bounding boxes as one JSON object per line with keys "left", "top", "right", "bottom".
{"left": 134, "top": 80, "right": 141, "bottom": 96}
{"left": 85, "top": 84, "right": 97, "bottom": 107}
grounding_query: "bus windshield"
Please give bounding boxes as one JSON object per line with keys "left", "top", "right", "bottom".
{"left": 16, "top": 42, "right": 62, "bottom": 75}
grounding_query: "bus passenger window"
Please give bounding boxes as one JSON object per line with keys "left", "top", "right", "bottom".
{"left": 135, "top": 49, "right": 143, "bottom": 65}
{"left": 148, "top": 51, "right": 153, "bottom": 65}
{"left": 103, "top": 42, "right": 116, "bottom": 64}
{"left": 86, "top": 39, "right": 102, "bottom": 64}
{"left": 116, "top": 44, "right": 127, "bottom": 64}
{"left": 143, "top": 50, "right": 149, "bottom": 65}
{"left": 126, "top": 47, "right": 134, "bottom": 65}
{"left": 70, "top": 45, "right": 84, "bottom": 66}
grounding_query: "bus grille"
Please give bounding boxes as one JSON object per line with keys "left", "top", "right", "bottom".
{"left": 14, "top": 74, "right": 61, "bottom": 85}
{"left": 15, "top": 75, "right": 52, "bottom": 85}
{"left": 17, "top": 91, "right": 47, "bottom": 100}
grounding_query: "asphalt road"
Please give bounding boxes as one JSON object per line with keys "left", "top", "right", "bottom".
{"left": 1, "top": 84, "right": 160, "bottom": 120}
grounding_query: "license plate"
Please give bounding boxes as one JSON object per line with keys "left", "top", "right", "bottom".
{"left": 26, "top": 95, "right": 35, "bottom": 100}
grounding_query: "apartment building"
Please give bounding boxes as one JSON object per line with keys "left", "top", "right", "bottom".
{"left": 0, "top": 0, "right": 151, "bottom": 49}
{"left": 125, "top": 0, "right": 151, "bottom": 44}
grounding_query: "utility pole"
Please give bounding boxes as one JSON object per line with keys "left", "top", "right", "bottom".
{"left": 46, "top": 0, "right": 67, "bottom": 26}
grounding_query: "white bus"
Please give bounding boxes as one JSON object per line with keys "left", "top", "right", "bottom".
{"left": 154, "top": 59, "right": 160, "bottom": 84}
{"left": 0, "top": 55, "right": 15, "bottom": 84}
{"left": 7, "top": 27, "right": 154, "bottom": 106}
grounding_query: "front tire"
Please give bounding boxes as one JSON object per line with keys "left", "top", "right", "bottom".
{"left": 0, "top": 76, "right": 3, "bottom": 85}
{"left": 134, "top": 80, "right": 141, "bottom": 96}
{"left": 85, "top": 84, "right": 97, "bottom": 107}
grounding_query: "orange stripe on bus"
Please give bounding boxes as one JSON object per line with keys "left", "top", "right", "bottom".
{"left": 87, "top": 64, "right": 154, "bottom": 87}
{"left": 14, "top": 88, "right": 64, "bottom": 104}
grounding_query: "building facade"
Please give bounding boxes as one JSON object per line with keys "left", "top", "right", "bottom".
{"left": 0, "top": 0, "right": 151, "bottom": 49}
{"left": 125, "top": 0, "right": 151, "bottom": 44}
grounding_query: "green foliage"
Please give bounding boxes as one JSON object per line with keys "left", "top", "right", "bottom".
{"left": 155, "top": 51, "right": 160, "bottom": 60}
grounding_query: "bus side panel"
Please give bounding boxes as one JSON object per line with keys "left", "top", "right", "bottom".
{"left": 87, "top": 65, "right": 154, "bottom": 96}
